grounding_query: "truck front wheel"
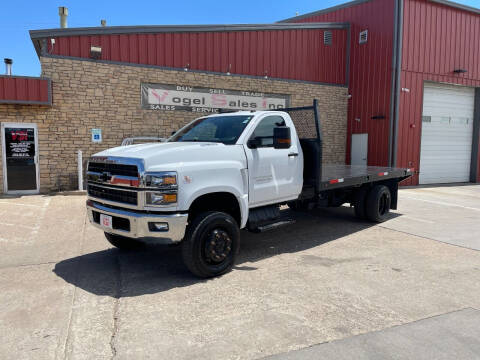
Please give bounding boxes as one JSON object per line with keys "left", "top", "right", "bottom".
{"left": 182, "top": 211, "right": 240, "bottom": 278}
{"left": 365, "top": 185, "right": 392, "bottom": 223}
{"left": 104, "top": 232, "right": 143, "bottom": 250}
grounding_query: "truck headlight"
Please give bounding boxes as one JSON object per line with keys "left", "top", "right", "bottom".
{"left": 145, "top": 192, "right": 177, "bottom": 206}
{"left": 145, "top": 172, "right": 177, "bottom": 187}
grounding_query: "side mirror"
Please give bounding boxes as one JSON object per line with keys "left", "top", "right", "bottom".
{"left": 247, "top": 138, "right": 261, "bottom": 149}
{"left": 273, "top": 127, "right": 291, "bottom": 149}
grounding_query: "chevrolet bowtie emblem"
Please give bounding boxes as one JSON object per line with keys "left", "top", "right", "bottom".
{"left": 101, "top": 172, "right": 112, "bottom": 182}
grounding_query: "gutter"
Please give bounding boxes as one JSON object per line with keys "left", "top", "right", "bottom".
{"left": 428, "top": 0, "right": 480, "bottom": 15}
{"left": 391, "top": 0, "right": 404, "bottom": 167}
{"left": 29, "top": 22, "right": 349, "bottom": 39}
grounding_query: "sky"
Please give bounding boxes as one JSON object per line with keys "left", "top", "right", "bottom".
{"left": 1, "top": 0, "right": 479, "bottom": 76}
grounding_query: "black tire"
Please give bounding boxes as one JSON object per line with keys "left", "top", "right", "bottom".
{"left": 353, "top": 187, "right": 368, "bottom": 219}
{"left": 365, "top": 185, "right": 392, "bottom": 223}
{"left": 104, "top": 232, "right": 143, "bottom": 250}
{"left": 182, "top": 211, "right": 240, "bottom": 278}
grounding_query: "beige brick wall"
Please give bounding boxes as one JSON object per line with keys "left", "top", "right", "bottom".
{"left": 0, "top": 57, "right": 347, "bottom": 194}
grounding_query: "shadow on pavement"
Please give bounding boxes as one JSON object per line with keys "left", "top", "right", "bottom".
{"left": 53, "top": 206, "right": 399, "bottom": 297}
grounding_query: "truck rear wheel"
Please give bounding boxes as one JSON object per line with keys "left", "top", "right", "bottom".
{"left": 365, "top": 185, "right": 392, "bottom": 223}
{"left": 182, "top": 211, "right": 240, "bottom": 278}
{"left": 104, "top": 232, "right": 143, "bottom": 250}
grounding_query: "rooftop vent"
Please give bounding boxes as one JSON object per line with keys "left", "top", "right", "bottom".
{"left": 4, "top": 58, "right": 12, "bottom": 76}
{"left": 59, "top": 7, "right": 68, "bottom": 28}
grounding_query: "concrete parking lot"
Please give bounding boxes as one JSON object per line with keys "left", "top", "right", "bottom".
{"left": 0, "top": 185, "right": 479, "bottom": 359}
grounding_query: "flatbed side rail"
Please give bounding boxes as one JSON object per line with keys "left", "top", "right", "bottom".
{"left": 320, "top": 167, "right": 413, "bottom": 191}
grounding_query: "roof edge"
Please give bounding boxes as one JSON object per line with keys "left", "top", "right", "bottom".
{"left": 278, "top": 0, "right": 371, "bottom": 23}
{"left": 428, "top": 0, "right": 480, "bottom": 15}
{"left": 29, "top": 22, "right": 349, "bottom": 39}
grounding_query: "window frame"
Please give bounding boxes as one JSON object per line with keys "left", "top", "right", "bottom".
{"left": 247, "top": 115, "right": 289, "bottom": 149}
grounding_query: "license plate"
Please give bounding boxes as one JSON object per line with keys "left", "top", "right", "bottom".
{"left": 100, "top": 214, "right": 113, "bottom": 229}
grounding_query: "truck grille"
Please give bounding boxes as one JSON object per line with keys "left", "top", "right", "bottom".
{"left": 88, "top": 162, "right": 139, "bottom": 177}
{"left": 87, "top": 184, "right": 138, "bottom": 205}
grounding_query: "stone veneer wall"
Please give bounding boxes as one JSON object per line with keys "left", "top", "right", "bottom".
{"left": 0, "top": 56, "right": 347, "bottom": 193}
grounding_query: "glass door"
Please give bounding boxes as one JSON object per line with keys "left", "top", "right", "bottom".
{"left": 1, "top": 123, "right": 39, "bottom": 194}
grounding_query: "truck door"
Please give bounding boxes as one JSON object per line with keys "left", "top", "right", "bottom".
{"left": 244, "top": 114, "right": 303, "bottom": 207}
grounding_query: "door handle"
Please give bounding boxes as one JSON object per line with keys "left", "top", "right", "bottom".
{"left": 288, "top": 153, "right": 299, "bottom": 157}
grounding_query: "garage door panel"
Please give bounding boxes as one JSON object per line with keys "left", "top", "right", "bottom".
{"left": 420, "top": 83, "right": 474, "bottom": 185}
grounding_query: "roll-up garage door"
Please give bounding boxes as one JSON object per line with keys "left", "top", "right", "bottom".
{"left": 420, "top": 83, "right": 475, "bottom": 184}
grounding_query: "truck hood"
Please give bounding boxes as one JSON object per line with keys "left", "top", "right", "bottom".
{"left": 93, "top": 142, "right": 247, "bottom": 171}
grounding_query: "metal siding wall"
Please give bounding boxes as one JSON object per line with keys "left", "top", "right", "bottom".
{"left": 0, "top": 76, "right": 50, "bottom": 104}
{"left": 290, "top": 0, "right": 396, "bottom": 166}
{"left": 398, "top": 0, "right": 480, "bottom": 185}
{"left": 46, "top": 29, "right": 347, "bottom": 84}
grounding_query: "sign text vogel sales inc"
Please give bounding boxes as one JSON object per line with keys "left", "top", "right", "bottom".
{"left": 141, "top": 83, "right": 290, "bottom": 113}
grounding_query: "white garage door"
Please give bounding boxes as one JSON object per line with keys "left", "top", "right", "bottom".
{"left": 420, "top": 83, "right": 474, "bottom": 184}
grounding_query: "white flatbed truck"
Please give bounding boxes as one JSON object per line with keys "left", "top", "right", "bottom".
{"left": 86, "top": 100, "right": 412, "bottom": 277}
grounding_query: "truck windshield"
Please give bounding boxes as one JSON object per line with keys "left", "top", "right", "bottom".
{"left": 169, "top": 115, "right": 254, "bottom": 145}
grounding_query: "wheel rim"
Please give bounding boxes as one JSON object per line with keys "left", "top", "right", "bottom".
{"left": 203, "top": 228, "right": 233, "bottom": 264}
{"left": 378, "top": 193, "right": 390, "bottom": 216}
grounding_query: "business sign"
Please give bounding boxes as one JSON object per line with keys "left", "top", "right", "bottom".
{"left": 4, "top": 128, "right": 35, "bottom": 158}
{"left": 91, "top": 129, "right": 102, "bottom": 143}
{"left": 141, "top": 83, "right": 290, "bottom": 113}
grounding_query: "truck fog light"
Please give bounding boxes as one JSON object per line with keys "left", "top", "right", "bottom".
{"left": 149, "top": 222, "right": 169, "bottom": 232}
{"left": 145, "top": 192, "right": 177, "bottom": 205}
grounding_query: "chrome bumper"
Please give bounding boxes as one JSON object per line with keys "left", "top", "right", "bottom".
{"left": 86, "top": 200, "right": 188, "bottom": 244}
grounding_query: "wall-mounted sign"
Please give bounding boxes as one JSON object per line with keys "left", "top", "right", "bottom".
{"left": 91, "top": 128, "right": 102, "bottom": 143}
{"left": 141, "top": 83, "right": 290, "bottom": 113}
{"left": 4, "top": 128, "right": 35, "bottom": 158}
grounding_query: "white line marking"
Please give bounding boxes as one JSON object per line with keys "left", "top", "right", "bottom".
{"left": 402, "top": 196, "right": 480, "bottom": 212}
{"left": 401, "top": 215, "right": 435, "bottom": 224}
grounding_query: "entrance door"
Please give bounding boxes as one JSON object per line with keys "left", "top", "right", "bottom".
{"left": 351, "top": 133, "right": 368, "bottom": 166}
{"left": 1, "top": 123, "right": 39, "bottom": 194}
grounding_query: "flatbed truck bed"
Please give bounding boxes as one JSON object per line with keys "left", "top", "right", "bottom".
{"left": 319, "top": 165, "right": 412, "bottom": 190}
{"left": 281, "top": 101, "right": 412, "bottom": 214}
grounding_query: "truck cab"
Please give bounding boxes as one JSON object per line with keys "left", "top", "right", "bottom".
{"left": 86, "top": 102, "right": 411, "bottom": 277}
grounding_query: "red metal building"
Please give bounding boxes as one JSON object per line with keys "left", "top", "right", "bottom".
{"left": 283, "top": 0, "right": 480, "bottom": 185}
{"left": 30, "top": 24, "right": 349, "bottom": 85}
{"left": 0, "top": 75, "right": 51, "bottom": 105}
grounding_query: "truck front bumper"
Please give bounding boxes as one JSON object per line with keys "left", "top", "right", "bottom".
{"left": 86, "top": 200, "right": 188, "bottom": 244}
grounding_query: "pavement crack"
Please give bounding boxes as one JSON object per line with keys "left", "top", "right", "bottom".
{"left": 110, "top": 253, "right": 122, "bottom": 359}
{"left": 378, "top": 225, "right": 480, "bottom": 252}
{"left": 0, "top": 261, "right": 57, "bottom": 270}
{"left": 58, "top": 209, "right": 87, "bottom": 360}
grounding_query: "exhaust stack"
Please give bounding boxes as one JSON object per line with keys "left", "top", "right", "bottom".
{"left": 59, "top": 7, "right": 68, "bottom": 28}
{"left": 4, "top": 58, "right": 12, "bottom": 76}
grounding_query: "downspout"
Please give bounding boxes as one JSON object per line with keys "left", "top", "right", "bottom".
{"left": 392, "top": 0, "right": 404, "bottom": 167}
{"left": 388, "top": 0, "right": 403, "bottom": 167}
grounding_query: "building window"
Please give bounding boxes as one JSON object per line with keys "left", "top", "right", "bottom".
{"left": 359, "top": 30, "right": 368, "bottom": 44}
{"left": 324, "top": 31, "right": 333, "bottom": 46}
